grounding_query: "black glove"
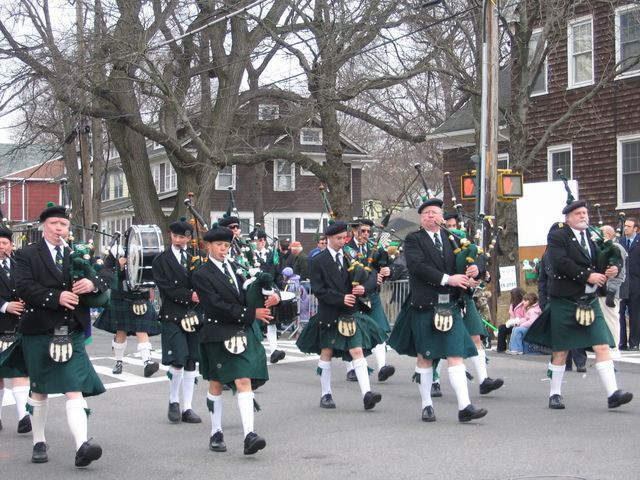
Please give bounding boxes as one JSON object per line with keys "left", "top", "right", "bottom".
{"left": 605, "top": 291, "right": 616, "bottom": 309}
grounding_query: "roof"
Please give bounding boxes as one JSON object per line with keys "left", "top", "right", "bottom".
{"left": 0, "top": 144, "right": 56, "bottom": 177}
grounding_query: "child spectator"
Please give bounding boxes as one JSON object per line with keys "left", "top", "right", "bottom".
{"left": 494, "top": 287, "right": 526, "bottom": 352}
{"left": 507, "top": 293, "right": 542, "bottom": 355}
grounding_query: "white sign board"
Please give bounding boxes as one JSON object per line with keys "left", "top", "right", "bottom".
{"left": 516, "top": 180, "right": 579, "bottom": 247}
{"left": 499, "top": 265, "right": 519, "bottom": 292}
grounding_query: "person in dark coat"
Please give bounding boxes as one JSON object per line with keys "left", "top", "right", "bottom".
{"left": 0, "top": 226, "right": 29, "bottom": 434}
{"left": 11, "top": 205, "right": 113, "bottom": 466}
{"left": 193, "top": 224, "right": 279, "bottom": 455}
{"left": 152, "top": 220, "right": 203, "bottom": 424}
{"left": 525, "top": 201, "right": 632, "bottom": 410}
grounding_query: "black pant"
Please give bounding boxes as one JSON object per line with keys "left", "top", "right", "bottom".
{"left": 497, "top": 324, "right": 513, "bottom": 352}
{"left": 619, "top": 296, "right": 640, "bottom": 349}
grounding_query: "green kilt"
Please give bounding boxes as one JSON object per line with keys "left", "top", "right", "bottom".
{"left": 199, "top": 322, "right": 268, "bottom": 385}
{"left": 5, "top": 331, "right": 105, "bottom": 396}
{"left": 524, "top": 296, "right": 614, "bottom": 351}
{"left": 388, "top": 301, "right": 477, "bottom": 359}
{"left": 296, "top": 311, "right": 388, "bottom": 361}
{"left": 367, "top": 292, "right": 391, "bottom": 333}
{"left": 93, "top": 297, "right": 161, "bottom": 336}
{"left": 161, "top": 321, "right": 200, "bottom": 367}
{"left": 462, "top": 295, "right": 489, "bottom": 337}
{"left": 0, "top": 333, "right": 28, "bottom": 378}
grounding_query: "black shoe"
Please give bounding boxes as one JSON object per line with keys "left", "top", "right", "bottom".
{"left": 17, "top": 415, "right": 32, "bottom": 434}
{"left": 549, "top": 394, "right": 565, "bottom": 409}
{"left": 421, "top": 405, "right": 436, "bottom": 422}
{"left": 458, "top": 404, "right": 488, "bottom": 422}
{"left": 244, "top": 432, "right": 266, "bottom": 455}
{"left": 112, "top": 361, "right": 123, "bottom": 374}
{"left": 363, "top": 391, "right": 382, "bottom": 410}
{"left": 320, "top": 394, "right": 336, "bottom": 409}
{"left": 32, "top": 442, "right": 48, "bottom": 463}
{"left": 270, "top": 349, "right": 286, "bottom": 364}
{"left": 222, "top": 384, "right": 231, "bottom": 391}
{"left": 378, "top": 365, "right": 395, "bottom": 382}
{"left": 628, "top": 346, "right": 639, "bottom": 351}
{"left": 209, "top": 431, "right": 227, "bottom": 452}
{"left": 168, "top": 402, "right": 181, "bottom": 423}
{"left": 430, "top": 382, "right": 442, "bottom": 398}
{"left": 576, "top": 365, "right": 587, "bottom": 373}
{"left": 75, "top": 441, "right": 102, "bottom": 467}
{"left": 181, "top": 409, "right": 202, "bottom": 423}
{"left": 608, "top": 390, "right": 633, "bottom": 409}
{"left": 619, "top": 345, "right": 628, "bottom": 351}
{"left": 479, "top": 377, "right": 504, "bottom": 395}
{"left": 144, "top": 361, "right": 159, "bottom": 378}
{"left": 346, "top": 369, "right": 357, "bottom": 382}
{"left": 0, "top": 419, "right": 2, "bottom": 430}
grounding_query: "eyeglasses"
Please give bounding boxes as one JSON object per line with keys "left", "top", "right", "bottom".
{"left": 228, "top": 225, "right": 240, "bottom": 230}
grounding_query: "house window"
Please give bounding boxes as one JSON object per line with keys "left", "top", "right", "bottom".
{"left": 497, "top": 153, "right": 510, "bottom": 171}
{"left": 616, "top": 5, "right": 640, "bottom": 77}
{"left": 529, "top": 28, "right": 548, "bottom": 95}
{"left": 300, "top": 128, "right": 322, "bottom": 145}
{"left": 274, "top": 160, "right": 295, "bottom": 191}
{"left": 215, "top": 165, "right": 236, "bottom": 190}
{"left": 548, "top": 145, "right": 572, "bottom": 181}
{"left": 276, "top": 218, "right": 292, "bottom": 238}
{"left": 618, "top": 134, "right": 640, "bottom": 206}
{"left": 113, "top": 170, "right": 124, "bottom": 199}
{"left": 152, "top": 162, "right": 177, "bottom": 193}
{"left": 258, "top": 105, "right": 279, "bottom": 120}
{"left": 568, "top": 17, "right": 594, "bottom": 88}
{"left": 0, "top": 186, "right": 5, "bottom": 204}
{"left": 301, "top": 218, "right": 320, "bottom": 233}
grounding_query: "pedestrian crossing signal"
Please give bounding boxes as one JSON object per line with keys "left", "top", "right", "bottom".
{"left": 461, "top": 174, "right": 477, "bottom": 201}
{"left": 499, "top": 172, "right": 524, "bottom": 199}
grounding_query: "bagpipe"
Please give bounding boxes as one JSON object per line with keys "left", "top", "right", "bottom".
{"left": 556, "top": 168, "right": 623, "bottom": 274}
{"left": 184, "top": 192, "right": 210, "bottom": 272}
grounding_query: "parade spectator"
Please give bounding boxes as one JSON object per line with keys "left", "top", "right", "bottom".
{"left": 507, "top": 292, "right": 542, "bottom": 354}
{"left": 494, "top": 287, "right": 526, "bottom": 353}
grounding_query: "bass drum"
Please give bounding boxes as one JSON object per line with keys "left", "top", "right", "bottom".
{"left": 124, "top": 224, "right": 163, "bottom": 291}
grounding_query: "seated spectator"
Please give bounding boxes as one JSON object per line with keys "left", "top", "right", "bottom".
{"left": 495, "top": 287, "right": 526, "bottom": 352}
{"left": 507, "top": 293, "right": 542, "bottom": 355}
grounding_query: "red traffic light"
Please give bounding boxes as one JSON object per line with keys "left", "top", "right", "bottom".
{"left": 460, "top": 174, "right": 477, "bottom": 200}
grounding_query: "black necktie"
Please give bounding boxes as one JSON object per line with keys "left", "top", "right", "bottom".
{"left": 434, "top": 233, "right": 444, "bottom": 258}
{"left": 54, "top": 246, "right": 64, "bottom": 275}
{"left": 2, "top": 259, "right": 9, "bottom": 277}
{"left": 222, "top": 262, "right": 237, "bottom": 290}
{"left": 580, "top": 232, "right": 589, "bottom": 253}
{"left": 628, "top": 238, "right": 632, "bottom": 250}
{"left": 180, "top": 250, "right": 188, "bottom": 271}
{"left": 335, "top": 252, "right": 342, "bottom": 270}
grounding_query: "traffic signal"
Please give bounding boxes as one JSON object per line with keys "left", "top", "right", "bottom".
{"left": 460, "top": 174, "right": 477, "bottom": 200}
{"left": 498, "top": 172, "right": 524, "bottom": 199}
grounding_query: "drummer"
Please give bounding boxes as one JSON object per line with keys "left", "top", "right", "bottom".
{"left": 249, "top": 229, "right": 286, "bottom": 363}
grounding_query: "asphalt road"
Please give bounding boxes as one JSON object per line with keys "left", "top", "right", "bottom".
{"left": 1, "top": 329, "right": 639, "bottom": 480}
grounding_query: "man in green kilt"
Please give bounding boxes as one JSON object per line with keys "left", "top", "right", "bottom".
{"left": 0, "top": 226, "right": 30, "bottom": 434}
{"left": 388, "top": 198, "right": 487, "bottom": 423}
{"left": 193, "top": 225, "right": 278, "bottom": 455}
{"left": 11, "top": 205, "right": 113, "bottom": 466}
{"left": 93, "top": 244, "right": 161, "bottom": 378}
{"left": 152, "top": 220, "right": 203, "bottom": 424}
{"left": 344, "top": 218, "right": 395, "bottom": 383}
{"left": 524, "top": 200, "right": 632, "bottom": 410}
{"left": 296, "top": 221, "right": 387, "bottom": 411}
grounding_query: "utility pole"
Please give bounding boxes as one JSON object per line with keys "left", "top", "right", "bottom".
{"left": 480, "top": 0, "right": 500, "bottom": 326}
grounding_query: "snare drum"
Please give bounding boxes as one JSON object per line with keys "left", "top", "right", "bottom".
{"left": 124, "top": 224, "right": 163, "bottom": 291}
{"left": 273, "top": 291, "right": 297, "bottom": 325}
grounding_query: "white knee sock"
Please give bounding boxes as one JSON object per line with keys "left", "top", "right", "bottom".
{"left": 207, "top": 392, "right": 223, "bottom": 435}
{"left": 168, "top": 366, "right": 184, "bottom": 404}
{"left": 237, "top": 391, "right": 255, "bottom": 437}
{"left": 113, "top": 339, "right": 127, "bottom": 362}
{"left": 318, "top": 360, "right": 332, "bottom": 396}
{"left": 66, "top": 398, "right": 89, "bottom": 450}
{"left": 471, "top": 349, "right": 488, "bottom": 383}
{"left": 182, "top": 370, "right": 198, "bottom": 411}
{"left": 28, "top": 397, "right": 48, "bottom": 444}
{"left": 137, "top": 341, "right": 152, "bottom": 363}
{"left": 416, "top": 367, "right": 433, "bottom": 408}
{"left": 449, "top": 364, "right": 471, "bottom": 410}
{"left": 434, "top": 361, "right": 443, "bottom": 385}
{"left": 345, "top": 360, "right": 354, "bottom": 372}
{"left": 549, "top": 363, "right": 565, "bottom": 396}
{"left": 373, "top": 343, "right": 386, "bottom": 371}
{"left": 596, "top": 360, "right": 618, "bottom": 397}
{"left": 353, "top": 357, "right": 371, "bottom": 396}
{"left": 266, "top": 324, "right": 278, "bottom": 353}
{"left": 12, "top": 385, "right": 30, "bottom": 420}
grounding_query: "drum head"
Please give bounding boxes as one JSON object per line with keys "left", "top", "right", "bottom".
{"left": 125, "top": 225, "right": 162, "bottom": 291}
{"left": 280, "top": 291, "right": 296, "bottom": 303}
